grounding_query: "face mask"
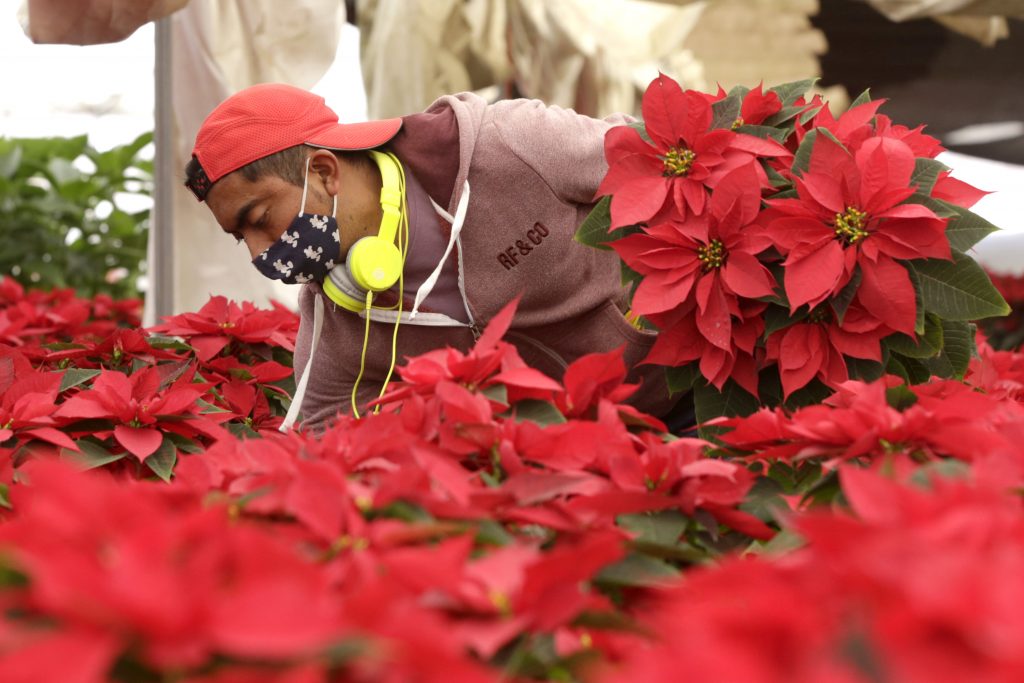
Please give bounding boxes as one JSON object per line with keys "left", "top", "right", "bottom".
{"left": 252, "top": 158, "right": 340, "bottom": 284}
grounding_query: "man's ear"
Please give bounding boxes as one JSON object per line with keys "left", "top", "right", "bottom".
{"left": 308, "top": 148, "right": 341, "bottom": 195}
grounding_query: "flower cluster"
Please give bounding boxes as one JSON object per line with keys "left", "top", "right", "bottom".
{"left": 580, "top": 73, "right": 1008, "bottom": 422}
{"left": 0, "top": 286, "right": 300, "bottom": 489}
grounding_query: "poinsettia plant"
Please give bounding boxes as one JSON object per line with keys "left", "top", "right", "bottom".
{"left": 577, "top": 73, "right": 1010, "bottom": 425}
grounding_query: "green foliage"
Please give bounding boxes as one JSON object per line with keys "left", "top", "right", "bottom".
{"left": 909, "top": 250, "right": 1010, "bottom": 321}
{"left": 573, "top": 195, "right": 614, "bottom": 250}
{"left": 0, "top": 133, "right": 152, "bottom": 298}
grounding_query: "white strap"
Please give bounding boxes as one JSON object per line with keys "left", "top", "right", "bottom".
{"left": 279, "top": 293, "right": 324, "bottom": 432}
{"left": 298, "top": 156, "right": 311, "bottom": 216}
{"left": 411, "top": 180, "right": 470, "bottom": 318}
{"left": 454, "top": 233, "right": 475, "bottom": 327}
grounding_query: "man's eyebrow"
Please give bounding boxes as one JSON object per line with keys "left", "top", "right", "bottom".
{"left": 233, "top": 199, "right": 258, "bottom": 234}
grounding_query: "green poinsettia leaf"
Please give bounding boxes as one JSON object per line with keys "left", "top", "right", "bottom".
{"left": 767, "top": 78, "right": 819, "bottom": 107}
{"left": 595, "top": 552, "right": 680, "bottom": 588}
{"left": 512, "top": 399, "right": 567, "bottom": 426}
{"left": 848, "top": 88, "right": 872, "bottom": 109}
{"left": 763, "top": 303, "right": 805, "bottom": 338}
{"left": 944, "top": 205, "right": 1001, "bottom": 253}
{"left": 906, "top": 263, "right": 926, "bottom": 335}
{"left": 791, "top": 127, "right": 845, "bottom": 178}
{"left": 798, "top": 103, "right": 825, "bottom": 125}
{"left": 481, "top": 383, "right": 509, "bottom": 406}
{"left": 164, "top": 431, "right": 204, "bottom": 454}
{"left": 846, "top": 357, "right": 886, "bottom": 383}
{"left": 628, "top": 120, "right": 653, "bottom": 144}
{"left": 574, "top": 195, "right": 614, "bottom": 250}
{"left": 618, "top": 510, "right": 689, "bottom": 546}
{"left": 761, "top": 103, "right": 810, "bottom": 128}
{"left": 735, "top": 124, "right": 790, "bottom": 144}
{"left": 58, "top": 368, "right": 101, "bottom": 393}
{"left": 146, "top": 436, "right": 177, "bottom": 483}
{"left": 886, "top": 353, "right": 932, "bottom": 385}
{"left": 925, "top": 320, "right": 975, "bottom": 380}
{"left": 829, "top": 268, "right": 863, "bottom": 325}
{"left": 885, "top": 384, "right": 918, "bottom": 410}
{"left": 883, "top": 313, "right": 943, "bottom": 359}
{"left": 62, "top": 439, "right": 127, "bottom": 470}
{"left": 906, "top": 192, "right": 958, "bottom": 218}
{"left": 146, "top": 334, "right": 193, "bottom": 351}
{"left": 909, "top": 251, "right": 1010, "bottom": 321}
{"left": 911, "top": 158, "right": 949, "bottom": 195}
{"left": 784, "top": 378, "right": 835, "bottom": 410}
{"left": 791, "top": 129, "right": 819, "bottom": 178}
{"left": 727, "top": 83, "right": 752, "bottom": 100}
{"left": 196, "top": 398, "right": 231, "bottom": 414}
{"left": 749, "top": 528, "right": 806, "bottom": 555}
{"left": 665, "top": 363, "right": 700, "bottom": 395}
{"left": 694, "top": 379, "right": 760, "bottom": 429}
{"left": 711, "top": 91, "right": 743, "bottom": 130}
{"left": 764, "top": 163, "right": 791, "bottom": 189}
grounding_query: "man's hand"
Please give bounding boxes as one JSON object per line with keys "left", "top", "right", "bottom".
{"left": 24, "top": 0, "right": 190, "bottom": 45}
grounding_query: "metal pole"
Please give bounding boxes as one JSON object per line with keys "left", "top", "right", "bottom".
{"left": 150, "top": 16, "right": 174, "bottom": 322}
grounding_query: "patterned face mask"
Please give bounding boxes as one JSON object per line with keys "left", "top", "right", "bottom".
{"left": 251, "top": 158, "right": 339, "bottom": 284}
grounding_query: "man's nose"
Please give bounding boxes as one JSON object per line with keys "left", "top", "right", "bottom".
{"left": 246, "top": 236, "right": 274, "bottom": 261}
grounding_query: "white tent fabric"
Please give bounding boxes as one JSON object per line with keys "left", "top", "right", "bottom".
{"left": 149, "top": 0, "right": 345, "bottom": 324}
{"left": 18, "top": 0, "right": 1024, "bottom": 299}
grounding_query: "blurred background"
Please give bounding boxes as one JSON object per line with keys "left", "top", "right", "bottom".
{"left": 2, "top": 0, "right": 1023, "bottom": 324}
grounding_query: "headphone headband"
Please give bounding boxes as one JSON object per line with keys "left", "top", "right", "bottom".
{"left": 368, "top": 150, "right": 402, "bottom": 247}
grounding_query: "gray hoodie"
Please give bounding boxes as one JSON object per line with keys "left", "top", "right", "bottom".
{"left": 292, "top": 92, "right": 678, "bottom": 432}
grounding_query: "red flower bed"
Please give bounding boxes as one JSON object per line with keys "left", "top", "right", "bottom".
{"left": 1, "top": 278, "right": 1024, "bottom": 682}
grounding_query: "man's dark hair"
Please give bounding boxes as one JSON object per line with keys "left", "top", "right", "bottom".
{"left": 237, "top": 144, "right": 314, "bottom": 186}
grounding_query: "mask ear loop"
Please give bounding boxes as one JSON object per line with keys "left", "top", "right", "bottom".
{"left": 298, "top": 156, "right": 312, "bottom": 216}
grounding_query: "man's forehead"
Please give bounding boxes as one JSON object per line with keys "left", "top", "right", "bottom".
{"left": 206, "top": 172, "right": 265, "bottom": 212}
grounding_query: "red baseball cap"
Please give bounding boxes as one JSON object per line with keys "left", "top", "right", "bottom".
{"left": 185, "top": 82, "right": 402, "bottom": 201}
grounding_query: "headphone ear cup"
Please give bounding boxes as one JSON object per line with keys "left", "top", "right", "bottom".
{"left": 347, "top": 235, "right": 403, "bottom": 292}
{"left": 323, "top": 263, "right": 367, "bottom": 313}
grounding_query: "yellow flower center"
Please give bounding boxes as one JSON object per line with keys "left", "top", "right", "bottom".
{"left": 697, "top": 239, "right": 727, "bottom": 271}
{"left": 662, "top": 147, "right": 696, "bottom": 176}
{"left": 833, "top": 206, "right": 869, "bottom": 246}
{"left": 731, "top": 117, "right": 745, "bottom": 130}
{"left": 331, "top": 535, "right": 369, "bottom": 553}
{"left": 489, "top": 590, "right": 512, "bottom": 616}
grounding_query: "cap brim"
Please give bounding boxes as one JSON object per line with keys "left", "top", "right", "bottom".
{"left": 305, "top": 118, "right": 403, "bottom": 151}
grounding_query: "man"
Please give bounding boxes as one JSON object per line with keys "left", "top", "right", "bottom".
{"left": 186, "top": 82, "right": 682, "bottom": 433}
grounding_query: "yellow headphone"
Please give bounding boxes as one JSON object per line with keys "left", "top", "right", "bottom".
{"left": 319, "top": 150, "right": 408, "bottom": 418}
{"left": 323, "top": 150, "right": 407, "bottom": 312}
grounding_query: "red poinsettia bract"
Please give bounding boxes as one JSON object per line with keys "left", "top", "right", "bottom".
{"left": 767, "top": 135, "right": 950, "bottom": 334}
{"left": 152, "top": 296, "right": 299, "bottom": 362}
{"left": 598, "top": 72, "right": 786, "bottom": 228}
{"left": 54, "top": 366, "right": 227, "bottom": 460}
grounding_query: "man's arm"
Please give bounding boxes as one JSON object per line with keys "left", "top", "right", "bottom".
{"left": 23, "top": 0, "right": 189, "bottom": 44}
